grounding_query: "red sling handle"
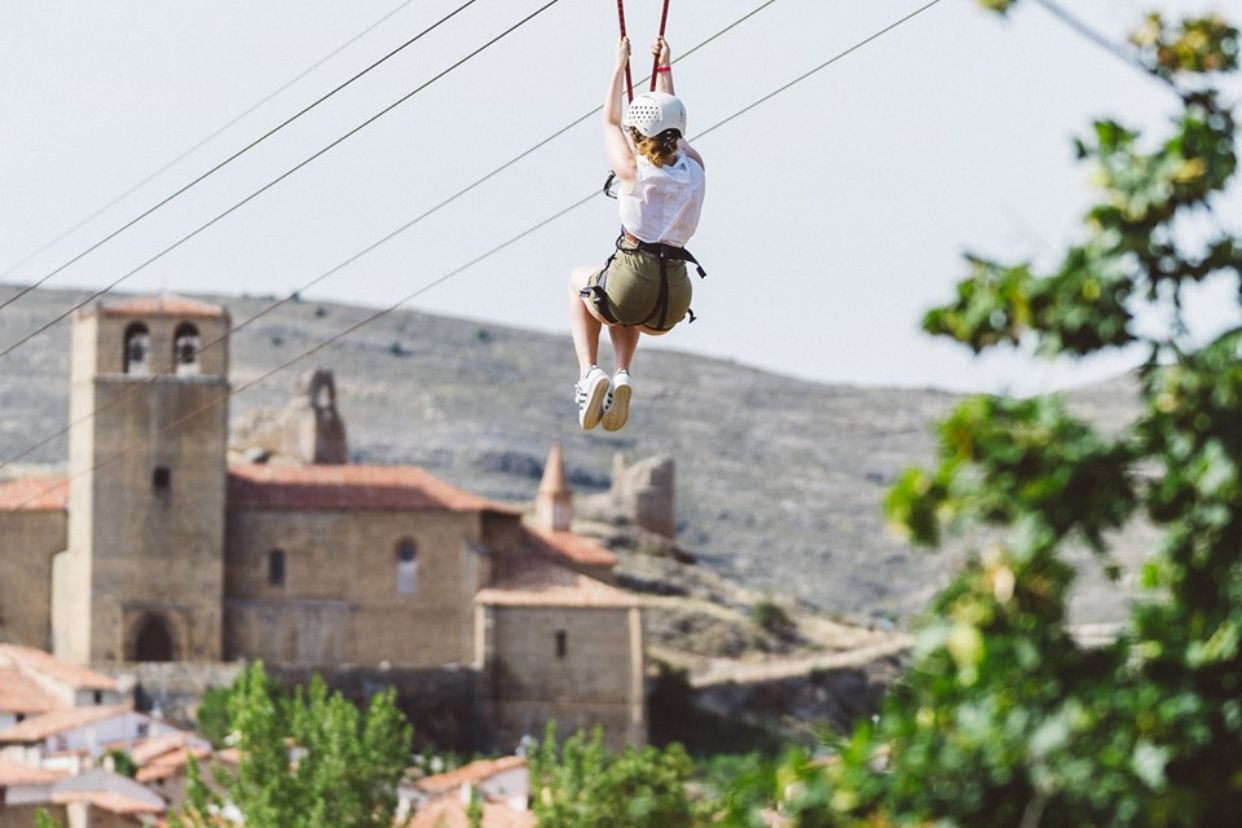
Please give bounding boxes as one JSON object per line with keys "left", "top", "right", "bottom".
{"left": 615, "top": 0, "right": 634, "bottom": 103}
{"left": 650, "top": 0, "right": 671, "bottom": 92}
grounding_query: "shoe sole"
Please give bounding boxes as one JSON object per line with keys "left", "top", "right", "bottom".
{"left": 602, "top": 383, "right": 631, "bottom": 432}
{"left": 580, "top": 375, "right": 609, "bottom": 430}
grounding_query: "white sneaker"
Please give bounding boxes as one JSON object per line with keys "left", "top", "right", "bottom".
{"left": 601, "top": 370, "right": 632, "bottom": 432}
{"left": 575, "top": 366, "right": 610, "bottom": 430}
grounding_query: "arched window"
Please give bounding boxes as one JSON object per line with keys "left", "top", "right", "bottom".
{"left": 395, "top": 539, "right": 418, "bottom": 595}
{"left": 174, "top": 323, "right": 201, "bottom": 375}
{"left": 124, "top": 323, "right": 150, "bottom": 375}
{"left": 268, "top": 549, "right": 286, "bottom": 587}
{"left": 133, "top": 615, "right": 175, "bottom": 662}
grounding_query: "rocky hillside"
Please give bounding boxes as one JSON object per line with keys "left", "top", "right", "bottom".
{"left": 0, "top": 286, "right": 1148, "bottom": 625}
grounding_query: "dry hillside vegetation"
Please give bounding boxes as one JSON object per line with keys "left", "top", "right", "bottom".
{"left": 0, "top": 287, "right": 1147, "bottom": 625}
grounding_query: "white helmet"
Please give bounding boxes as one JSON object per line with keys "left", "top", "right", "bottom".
{"left": 622, "top": 91, "right": 687, "bottom": 138}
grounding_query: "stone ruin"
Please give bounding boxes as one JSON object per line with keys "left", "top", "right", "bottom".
{"left": 606, "top": 453, "right": 677, "bottom": 539}
{"left": 230, "top": 369, "right": 348, "bottom": 465}
{"left": 610, "top": 454, "right": 676, "bottom": 538}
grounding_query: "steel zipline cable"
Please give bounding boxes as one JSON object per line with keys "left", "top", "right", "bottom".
{"left": 6, "top": 0, "right": 944, "bottom": 512}
{"left": 0, "top": 0, "right": 426, "bottom": 288}
{"left": 0, "top": 0, "right": 780, "bottom": 474}
{"left": 0, "top": 0, "right": 533, "bottom": 335}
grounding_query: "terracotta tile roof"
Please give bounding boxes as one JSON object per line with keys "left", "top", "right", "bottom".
{"left": 136, "top": 746, "right": 212, "bottom": 783}
{"left": 0, "top": 756, "right": 68, "bottom": 786}
{"left": 525, "top": 527, "right": 616, "bottom": 569}
{"left": 0, "top": 705, "right": 131, "bottom": 743}
{"left": 95, "top": 295, "right": 226, "bottom": 319}
{"left": 215, "top": 747, "right": 241, "bottom": 765}
{"left": 409, "top": 797, "right": 534, "bottom": 828}
{"left": 0, "top": 476, "right": 68, "bottom": 511}
{"left": 228, "top": 464, "right": 521, "bottom": 515}
{"left": 415, "top": 756, "right": 526, "bottom": 796}
{"left": 476, "top": 556, "right": 639, "bottom": 609}
{"left": 53, "top": 789, "right": 166, "bottom": 815}
{"left": 0, "top": 644, "right": 119, "bottom": 691}
{"left": 0, "top": 665, "right": 61, "bottom": 715}
{"left": 129, "top": 734, "right": 186, "bottom": 766}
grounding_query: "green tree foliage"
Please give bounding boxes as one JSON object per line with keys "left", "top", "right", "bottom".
{"left": 175, "top": 662, "right": 412, "bottom": 828}
{"left": 739, "top": 5, "right": 1242, "bottom": 825}
{"left": 753, "top": 598, "right": 797, "bottom": 638}
{"left": 195, "top": 668, "right": 289, "bottom": 748}
{"left": 194, "top": 685, "right": 234, "bottom": 748}
{"left": 467, "top": 786, "right": 484, "bottom": 828}
{"left": 176, "top": 754, "right": 224, "bottom": 828}
{"left": 33, "top": 810, "right": 59, "bottom": 828}
{"left": 105, "top": 748, "right": 137, "bottom": 778}
{"left": 529, "top": 723, "right": 701, "bottom": 827}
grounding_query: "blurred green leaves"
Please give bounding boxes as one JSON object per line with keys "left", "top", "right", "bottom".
{"left": 529, "top": 724, "right": 700, "bottom": 827}
{"left": 735, "top": 3, "right": 1242, "bottom": 825}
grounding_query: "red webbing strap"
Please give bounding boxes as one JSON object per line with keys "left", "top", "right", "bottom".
{"left": 650, "top": 0, "right": 671, "bottom": 91}
{"left": 615, "top": 0, "right": 634, "bottom": 102}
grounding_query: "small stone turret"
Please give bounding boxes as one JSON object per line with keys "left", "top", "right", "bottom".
{"left": 535, "top": 442, "right": 572, "bottom": 531}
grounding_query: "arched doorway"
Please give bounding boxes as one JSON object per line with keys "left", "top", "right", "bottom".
{"left": 133, "top": 615, "right": 175, "bottom": 662}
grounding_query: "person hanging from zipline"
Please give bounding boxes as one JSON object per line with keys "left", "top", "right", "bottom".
{"left": 569, "top": 33, "right": 706, "bottom": 432}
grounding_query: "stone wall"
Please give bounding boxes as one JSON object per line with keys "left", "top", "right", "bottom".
{"left": 98, "top": 661, "right": 492, "bottom": 752}
{"left": 484, "top": 606, "right": 644, "bottom": 751}
{"left": 692, "top": 654, "right": 905, "bottom": 737}
{"left": 224, "top": 509, "right": 488, "bottom": 667}
{"left": 0, "top": 510, "right": 65, "bottom": 649}
{"left": 74, "top": 376, "right": 230, "bottom": 663}
{"left": 95, "top": 661, "right": 244, "bottom": 725}
{"left": 271, "top": 664, "right": 490, "bottom": 752}
{"left": 0, "top": 804, "right": 68, "bottom": 828}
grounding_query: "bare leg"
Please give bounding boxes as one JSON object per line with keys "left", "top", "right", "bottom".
{"left": 608, "top": 325, "right": 640, "bottom": 373}
{"left": 569, "top": 267, "right": 603, "bottom": 376}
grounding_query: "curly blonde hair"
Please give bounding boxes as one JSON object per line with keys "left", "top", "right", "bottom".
{"left": 629, "top": 127, "right": 681, "bottom": 167}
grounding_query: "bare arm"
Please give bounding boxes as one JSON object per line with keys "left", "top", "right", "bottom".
{"left": 604, "top": 37, "right": 636, "bottom": 184}
{"left": 651, "top": 37, "right": 674, "bottom": 95}
{"left": 679, "top": 139, "right": 704, "bottom": 170}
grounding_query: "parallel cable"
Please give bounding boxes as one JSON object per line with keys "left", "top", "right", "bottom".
{"left": 0, "top": 0, "right": 424, "bottom": 287}
{"left": 6, "top": 0, "right": 943, "bottom": 511}
{"left": 0, "top": 0, "right": 484, "bottom": 315}
{"left": 0, "top": 0, "right": 778, "bottom": 473}
{"left": 0, "top": 0, "right": 562, "bottom": 362}
{"left": 695, "top": 0, "right": 942, "bottom": 142}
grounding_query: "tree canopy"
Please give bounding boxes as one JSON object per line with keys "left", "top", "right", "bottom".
{"left": 733, "top": 3, "right": 1242, "bottom": 825}
{"left": 175, "top": 662, "right": 411, "bottom": 828}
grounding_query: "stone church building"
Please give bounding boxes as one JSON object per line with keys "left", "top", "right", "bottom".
{"left": 0, "top": 296, "right": 645, "bottom": 748}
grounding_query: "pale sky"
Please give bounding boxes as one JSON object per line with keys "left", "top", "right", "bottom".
{"left": 1, "top": 0, "right": 1238, "bottom": 394}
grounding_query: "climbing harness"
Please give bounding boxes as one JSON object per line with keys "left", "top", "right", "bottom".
{"left": 580, "top": 231, "right": 707, "bottom": 332}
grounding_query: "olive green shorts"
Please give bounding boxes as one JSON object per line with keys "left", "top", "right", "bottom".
{"left": 586, "top": 243, "right": 692, "bottom": 332}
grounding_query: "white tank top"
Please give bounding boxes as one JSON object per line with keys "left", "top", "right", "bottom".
{"left": 618, "top": 154, "right": 705, "bottom": 247}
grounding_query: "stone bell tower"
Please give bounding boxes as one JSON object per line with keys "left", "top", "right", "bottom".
{"left": 54, "top": 296, "right": 231, "bottom": 665}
